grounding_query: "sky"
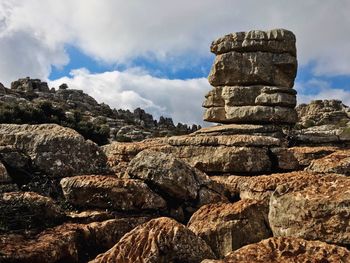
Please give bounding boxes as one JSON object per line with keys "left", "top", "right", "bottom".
{"left": 1, "top": 0, "right": 350, "bottom": 125}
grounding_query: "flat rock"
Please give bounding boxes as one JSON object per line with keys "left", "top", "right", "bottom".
{"left": 204, "top": 106, "right": 297, "bottom": 124}
{"left": 0, "top": 124, "right": 106, "bottom": 177}
{"left": 210, "top": 28, "right": 296, "bottom": 56}
{"left": 0, "top": 217, "right": 150, "bottom": 263}
{"left": 188, "top": 200, "right": 271, "bottom": 258}
{"left": 306, "top": 149, "right": 350, "bottom": 175}
{"left": 208, "top": 51, "right": 297, "bottom": 88}
{"left": 91, "top": 217, "right": 215, "bottom": 263}
{"left": 201, "top": 237, "right": 350, "bottom": 263}
{"left": 289, "top": 146, "right": 339, "bottom": 167}
{"left": 0, "top": 191, "right": 64, "bottom": 231}
{"left": 255, "top": 92, "right": 296, "bottom": 107}
{"left": 269, "top": 173, "right": 350, "bottom": 246}
{"left": 60, "top": 175, "right": 166, "bottom": 211}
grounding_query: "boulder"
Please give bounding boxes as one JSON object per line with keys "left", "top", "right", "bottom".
{"left": 91, "top": 217, "right": 215, "bottom": 263}
{"left": 60, "top": 175, "right": 166, "bottom": 211}
{"left": 0, "top": 191, "right": 64, "bottom": 231}
{"left": 269, "top": 174, "right": 350, "bottom": 246}
{"left": 0, "top": 124, "right": 107, "bottom": 177}
{"left": 201, "top": 237, "right": 350, "bottom": 263}
{"left": 255, "top": 92, "right": 296, "bottom": 107}
{"left": 188, "top": 200, "right": 271, "bottom": 258}
{"left": 210, "top": 28, "right": 296, "bottom": 56}
{"left": 306, "top": 149, "right": 350, "bottom": 175}
{"left": 208, "top": 51, "right": 297, "bottom": 88}
{"left": 289, "top": 146, "right": 338, "bottom": 167}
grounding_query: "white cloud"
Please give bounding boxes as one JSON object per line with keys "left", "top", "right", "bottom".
{"left": 49, "top": 69, "right": 211, "bottom": 125}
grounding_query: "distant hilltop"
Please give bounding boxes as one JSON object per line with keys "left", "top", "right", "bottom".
{"left": 0, "top": 77, "right": 200, "bottom": 145}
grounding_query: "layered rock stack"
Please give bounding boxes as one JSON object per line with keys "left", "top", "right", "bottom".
{"left": 203, "top": 28, "right": 298, "bottom": 126}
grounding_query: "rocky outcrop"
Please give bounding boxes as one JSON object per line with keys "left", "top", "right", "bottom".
{"left": 91, "top": 217, "right": 215, "bottom": 263}
{"left": 60, "top": 175, "right": 167, "bottom": 212}
{"left": 201, "top": 237, "right": 350, "bottom": 263}
{"left": 289, "top": 146, "right": 339, "bottom": 167}
{"left": 269, "top": 173, "right": 350, "bottom": 246}
{"left": 188, "top": 200, "right": 271, "bottom": 258}
{"left": 0, "top": 191, "right": 65, "bottom": 231}
{"left": 204, "top": 29, "right": 297, "bottom": 125}
{"left": 0, "top": 124, "right": 107, "bottom": 177}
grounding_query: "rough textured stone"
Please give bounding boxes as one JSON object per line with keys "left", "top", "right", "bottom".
{"left": 0, "top": 217, "right": 150, "bottom": 263}
{"left": 208, "top": 51, "right": 297, "bottom": 88}
{"left": 269, "top": 147, "right": 299, "bottom": 171}
{"left": 0, "top": 124, "right": 107, "bottom": 177}
{"left": 306, "top": 149, "right": 350, "bottom": 175}
{"left": 60, "top": 175, "right": 166, "bottom": 211}
{"left": 201, "top": 237, "right": 350, "bottom": 263}
{"left": 255, "top": 92, "right": 296, "bottom": 107}
{"left": 289, "top": 146, "right": 339, "bottom": 167}
{"left": 0, "top": 160, "right": 11, "bottom": 183}
{"left": 188, "top": 200, "right": 271, "bottom": 258}
{"left": 203, "top": 87, "right": 225, "bottom": 107}
{"left": 204, "top": 106, "right": 297, "bottom": 124}
{"left": 91, "top": 217, "right": 215, "bottom": 263}
{"left": 221, "top": 86, "right": 263, "bottom": 106}
{"left": 269, "top": 174, "right": 350, "bottom": 246}
{"left": 0, "top": 191, "right": 64, "bottom": 231}
{"left": 210, "top": 28, "right": 296, "bottom": 56}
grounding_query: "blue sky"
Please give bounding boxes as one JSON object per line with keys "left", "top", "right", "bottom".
{"left": 1, "top": 0, "right": 350, "bottom": 125}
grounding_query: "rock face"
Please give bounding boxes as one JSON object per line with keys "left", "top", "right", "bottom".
{"left": 188, "top": 200, "right": 271, "bottom": 258}
{"left": 0, "top": 124, "right": 106, "bottom": 177}
{"left": 204, "top": 28, "right": 297, "bottom": 125}
{"left": 91, "top": 217, "right": 215, "bottom": 263}
{"left": 269, "top": 174, "right": 350, "bottom": 246}
{"left": 202, "top": 237, "right": 350, "bottom": 263}
{"left": 60, "top": 175, "right": 167, "bottom": 211}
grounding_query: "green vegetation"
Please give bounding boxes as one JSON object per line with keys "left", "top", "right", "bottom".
{"left": 0, "top": 101, "right": 110, "bottom": 145}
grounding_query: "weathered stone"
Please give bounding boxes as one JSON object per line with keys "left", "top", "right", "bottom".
{"left": 269, "top": 147, "right": 299, "bottom": 171}
{"left": 60, "top": 175, "right": 166, "bottom": 211}
{"left": 188, "top": 200, "right": 271, "bottom": 258}
{"left": 255, "top": 92, "right": 296, "bottom": 107}
{"left": 212, "top": 171, "right": 321, "bottom": 202}
{"left": 0, "top": 217, "right": 150, "bottom": 263}
{"left": 0, "top": 160, "right": 11, "bottom": 183}
{"left": 11, "top": 77, "right": 50, "bottom": 93}
{"left": 289, "top": 146, "right": 339, "bottom": 167}
{"left": 205, "top": 106, "right": 297, "bottom": 124}
{"left": 208, "top": 51, "right": 297, "bottom": 88}
{"left": 269, "top": 173, "right": 350, "bottom": 246}
{"left": 203, "top": 87, "right": 225, "bottom": 108}
{"left": 0, "top": 145, "right": 31, "bottom": 171}
{"left": 211, "top": 28, "right": 296, "bottom": 56}
{"left": 221, "top": 86, "right": 262, "bottom": 106}
{"left": 0, "top": 124, "right": 107, "bottom": 177}
{"left": 306, "top": 149, "right": 350, "bottom": 175}
{"left": 91, "top": 217, "right": 215, "bottom": 263}
{"left": 0, "top": 191, "right": 64, "bottom": 231}
{"left": 201, "top": 237, "right": 350, "bottom": 263}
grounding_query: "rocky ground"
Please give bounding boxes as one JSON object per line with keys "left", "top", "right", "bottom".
{"left": 1, "top": 28, "right": 350, "bottom": 263}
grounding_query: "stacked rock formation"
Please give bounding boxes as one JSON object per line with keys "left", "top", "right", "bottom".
{"left": 203, "top": 28, "right": 298, "bottom": 125}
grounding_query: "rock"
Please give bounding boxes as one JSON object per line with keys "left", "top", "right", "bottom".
{"left": 0, "top": 217, "right": 150, "bottom": 263}
{"left": 255, "top": 92, "right": 296, "bottom": 107}
{"left": 188, "top": 200, "right": 271, "bottom": 258}
{"left": 201, "top": 237, "right": 350, "bottom": 263}
{"left": 289, "top": 146, "right": 339, "bottom": 167}
{"left": 306, "top": 149, "right": 350, "bottom": 175}
{"left": 208, "top": 51, "right": 297, "bottom": 88}
{"left": 203, "top": 87, "right": 225, "bottom": 107}
{"left": 210, "top": 28, "right": 296, "bottom": 56}
{"left": 60, "top": 175, "right": 166, "bottom": 211}
{"left": 11, "top": 77, "right": 50, "bottom": 93}
{"left": 0, "top": 191, "right": 64, "bottom": 231}
{"left": 204, "top": 106, "right": 297, "bottom": 124}
{"left": 91, "top": 217, "right": 215, "bottom": 263}
{"left": 221, "top": 86, "right": 263, "bottom": 106}
{"left": 0, "top": 145, "right": 31, "bottom": 171}
{"left": 269, "top": 173, "right": 350, "bottom": 246}
{"left": 269, "top": 147, "right": 299, "bottom": 171}
{"left": 211, "top": 171, "right": 320, "bottom": 202}
{"left": 0, "top": 161, "right": 11, "bottom": 183}
{"left": 0, "top": 124, "right": 107, "bottom": 177}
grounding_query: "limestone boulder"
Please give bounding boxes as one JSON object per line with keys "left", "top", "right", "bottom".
{"left": 91, "top": 217, "right": 215, "bottom": 263}
{"left": 201, "top": 237, "right": 350, "bottom": 263}
{"left": 210, "top": 28, "right": 296, "bottom": 56}
{"left": 208, "top": 51, "right": 297, "bottom": 88}
{"left": 269, "top": 173, "right": 350, "bottom": 246}
{"left": 255, "top": 92, "right": 296, "bottom": 107}
{"left": 0, "top": 124, "right": 107, "bottom": 177}
{"left": 0, "top": 191, "right": 65, "bottom": 231}
{"left": 60, "top": 175, "right": 166, "bottom": 212}
{"left": 188, "top": 200, "right": 271, "bottom": 258}
{"left": 306, "top": 149, "right": 350, "bottom": 175}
